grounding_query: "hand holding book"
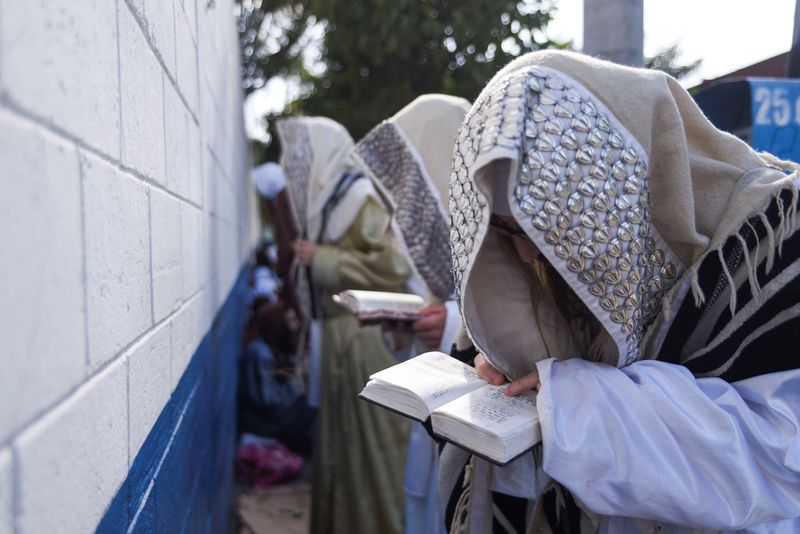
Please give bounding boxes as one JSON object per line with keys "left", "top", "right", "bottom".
{"left": 474, "top": 353, "right": 541, "bottom": 394}
{"left": 359, "top": 352, "right": 541, "bottom": 466}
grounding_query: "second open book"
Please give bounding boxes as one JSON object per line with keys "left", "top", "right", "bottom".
{"left": 359, "top": 351, "right": 541, "bottom": 466}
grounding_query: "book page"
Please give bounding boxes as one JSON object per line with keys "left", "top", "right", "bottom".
{"left": 434, "top": 384, "right": 538, "bottom": 438}
{"left": 369, "top": 351, "right": 486, "bottom": 412}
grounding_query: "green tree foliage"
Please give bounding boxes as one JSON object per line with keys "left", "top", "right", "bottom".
{"left": 239, "top": 0, "right": 567, "bottom": 155}
{"left": 302, "top": 0, "right": 565, "bottom": 138}
{"left": 646, "top": 44, "right": 702, "bottom": 81}
{"left": 238, "top": 1, "right": 317, "bottom": 93}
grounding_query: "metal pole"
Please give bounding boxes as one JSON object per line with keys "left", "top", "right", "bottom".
{"left": 787, "top": 0, "right": 800, "bottom": 77}
{"left": 583, "top": 0, "right": 644, "bottom": 67}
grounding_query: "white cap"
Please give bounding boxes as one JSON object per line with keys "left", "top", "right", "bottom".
{"left": 252, "top": 162, "right": 286, "bottom": 199}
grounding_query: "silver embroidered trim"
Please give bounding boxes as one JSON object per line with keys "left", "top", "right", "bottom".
{"left": 277, "top": 119, "right": 313, "bottom": 232}
{"left": 449, "top": 66, "right": 682, "bottom": 364}
{"left": 355, "top": 122, "right": 455, "bottom": 300}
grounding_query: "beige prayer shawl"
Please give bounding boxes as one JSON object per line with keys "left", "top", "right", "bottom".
{"left": 448, "top": 49, "right": 799, "bottom": 380}
{"left": 276, "top": 116, "right": 379, "bottom": 243}
{"left": 354, "top": 94, "right": 471, "bottom": 301}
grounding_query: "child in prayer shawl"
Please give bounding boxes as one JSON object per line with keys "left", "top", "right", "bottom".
{"left": 439, "top": 50, "right": 800, "bottom": 533}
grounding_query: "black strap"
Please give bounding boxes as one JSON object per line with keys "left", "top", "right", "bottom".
{"left": 315, "top": 170, "right": 364, "bottom": 243}
{"left": 304, "top": 170, "right": 364, "bottom": 319}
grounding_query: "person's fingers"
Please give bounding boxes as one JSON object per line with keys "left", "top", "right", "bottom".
{"left": 475, "top": 354, "right": 506, "bottom": 385}
{"left": 504, "top": 372, "right": 541, "bottom": 396}
{"left": 419, "top": 331, "right": 440, "bottom": 346}
{"left": 418, "top": 304, "right": 445, "bottom": 317}
{"left": 487, "top": 369, "right": 506, "bottom": 385}
{"left": 411, "top": 315, "right": 439, "bottom": 332}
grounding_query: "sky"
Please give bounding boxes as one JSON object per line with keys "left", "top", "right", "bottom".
{"left": 245, "top": 0, "right": 798, "bottom": 141}
{"left": 548, "top": 0, "right": 796, "bottom": 86}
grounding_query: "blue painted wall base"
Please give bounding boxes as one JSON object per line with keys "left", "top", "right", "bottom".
{"left": 97, "top": 268, "right": 248, "bottom": 533}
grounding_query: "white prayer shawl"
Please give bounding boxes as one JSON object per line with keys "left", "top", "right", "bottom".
{"left": 355, "top": 94, "right": 471, "bottom": 302}
{"left": 275, "top": 116, "right": 381, "bottom": 409}
{"left": 444, "top": 50, "right": 800, "bottom": 532}
{"left": 276, "top": 116, "right": 380, "bottom": 243}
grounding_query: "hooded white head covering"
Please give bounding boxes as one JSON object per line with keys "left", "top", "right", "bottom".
{"left": 354, "top": 94, "right": 471, "bottom": 301}
{"left": 276, "top": 116, "right": 378, "bottom": 243}
{"left": 449, "top": 50, "right": 798, "bottom": 378}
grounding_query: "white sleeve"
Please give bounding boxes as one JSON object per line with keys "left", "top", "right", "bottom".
{"left": 437, "top": 300, "right": 461, "bottom": 355}
{"left": 534, "top": 357, "right": 800, "bottom": 530}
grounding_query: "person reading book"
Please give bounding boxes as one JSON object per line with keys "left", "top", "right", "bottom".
{"left": 355, "top": 94, "right": 471, "bottom": 534}
{"left": 441, "top": 50, "right": 800, "bottom": 533}
{"left": 277, "top": 116, "right": 412, "bottom": 534}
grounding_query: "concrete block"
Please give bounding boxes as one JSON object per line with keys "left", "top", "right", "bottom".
{"left": 196, "top": 4, "right": 221, "bottom": 89}
{"left": 202, "top": 143, "right": 218, "bottom": 220}
{"left": 181, "top": 203, "right": 203, "bottom": 299}
{"left": 127, "top": 322, "right": 171, "bottom": 464}
{"left": 0, "top": 110, "right": 86, "bottom": 442}
{"left": 199, "top": 78, "right": 220, "bottom": 168}
{"left": 15, "top": 357, "right": 128, "bottom": 534}
{"left": 0, "top": 0, "right": 119, "bottom": 157}
{"left": 175, "top": 8, "right": 199, "bottom": 117}
{"left": 83, "top": 152, "right": 152, "bottom": 369}
{"left": 127, "top": 0, "right": 145, "bottom": 20}
{"left": 143, "top": 0, "right": 176, "bottom": 77}
{"left": 181, "top": 0, "right": 198, "bottom": 42}
{"left": 151, "top": 188, "right": 183, "bottom": 322}
{"left": 0, "top": 448, "right": 11, "bottom": 534}
{"left": 188, "top": 119, "right": 203, "bottom": 206}
{"left": 119, "top": 5, "right": 166, "bottom": 184}
{"left": 170, "top": 297, "right": 198, "bottom": 389}
{"left": 164, "top": 81, "right": 191, "bottom": 199}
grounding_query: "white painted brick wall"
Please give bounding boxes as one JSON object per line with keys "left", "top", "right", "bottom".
{"left": 0, "top": 449, "right": 11, "bottom": 534}
{"left": 15, "top": 357, "right": 128, "bottom": 534}
{"left": 0, "top": 0, "right": 120, "bottom": 158}
{"left": 143, "top": 0, "right": 177, "bottom": 78}
{"left": 170, "top": 296, "right": 200, "bottom": 391}
{"left": 120, "top": 4, "right": 167, "bottom": 185}
{"left": 176, "top": 8, "right": 200, "bottom": 117}
{"left": 0, "top": 0, "right": 255, "bottom": 530}
{"left": 181, "top": 203, "right": 203, "bottom": 299}
{"left": 127, "top": 322, "right": 172, "bottom": 463}
{"left": 0, "top": 111, "right": 86, "bottom": 443}
{"left": 83, "top": 151, "right": 153, "bottom": 369}
{"left": 165, "top": 80, "right": 192, "bottom": 199}
{"left": 188, "top": 119, "right": 204, "bottom": 205}
{"left": 151, "top": 187, "right": 184, "bottom": 322}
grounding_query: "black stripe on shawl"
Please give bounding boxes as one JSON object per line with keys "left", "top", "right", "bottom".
{"left": 658, "top": 190, "right": 788, "bottom": 362}
{"left": 685, "top": 266, "right": 800, "bottom": 379}
{"left": 722, "top": 315, "right": 800, "bottom": 382}
{"left": 657, "top": 189, "right": 800, "bottom": 382}
{"left": 705, "top": 191, "right": 792, "bottom": 343}
{"left": 491, "top": 492, "right": 528, "bottom": 534}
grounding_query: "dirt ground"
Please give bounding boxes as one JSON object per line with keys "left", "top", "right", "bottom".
{"left": 235, "top": 479, "right": 311, "bottom": 534}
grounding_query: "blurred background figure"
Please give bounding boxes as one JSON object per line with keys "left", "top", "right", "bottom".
{"left": 278, "top": 116, "right": 412, "bottom": 534}
{"left": 354, "top": 93, "right": 471, "bottom": 534}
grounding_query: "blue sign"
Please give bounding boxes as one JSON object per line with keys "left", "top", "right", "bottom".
{"left": 750, "top": 78, "right": 800, "bottom": 162}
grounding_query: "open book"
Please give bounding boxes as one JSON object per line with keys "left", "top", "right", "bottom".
{"left": 359, "top": 351, "right": 540, "bottom": 466}
{"left": 332, "top": 289, "right": 424, "bottom": 321}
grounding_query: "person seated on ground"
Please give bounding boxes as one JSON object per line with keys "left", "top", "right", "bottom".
{"left": 239, "top": 299, "right": 315, "bottom": 455}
